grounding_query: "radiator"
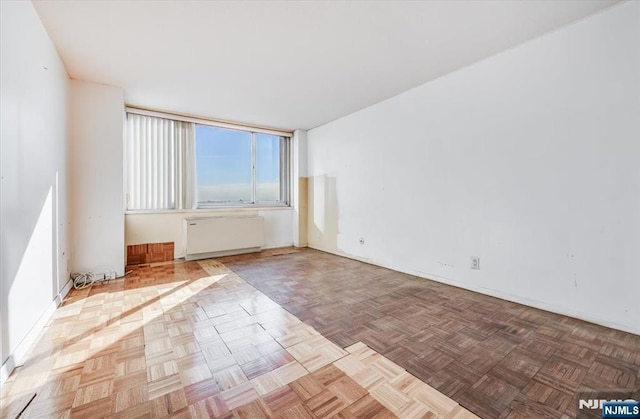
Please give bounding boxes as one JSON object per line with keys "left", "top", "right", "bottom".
{"left": 183, "top": 216, "right": 264, "bottom": 261}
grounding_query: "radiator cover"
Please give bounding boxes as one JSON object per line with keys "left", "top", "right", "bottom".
{"left": 183, "top": 216, "right": 264, "bottom": 261}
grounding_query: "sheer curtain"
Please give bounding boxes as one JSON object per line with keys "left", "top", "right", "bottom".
{"left": 126, "top": 113, "right": 196, "bottom": 210}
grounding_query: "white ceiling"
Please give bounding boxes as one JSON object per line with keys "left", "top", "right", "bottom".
{"left": 34, "top": 0, "right": 618, "bottom": 130}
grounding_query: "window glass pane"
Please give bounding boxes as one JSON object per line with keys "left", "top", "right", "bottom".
{"left": 256, "top": 134, "right": 281, "bottom": 201}
{"left": 195, "top": 125, "right": 252, "bottom": 203}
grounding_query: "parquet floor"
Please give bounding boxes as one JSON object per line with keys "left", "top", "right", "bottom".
{"left": 228, "top": 249, "right": 640, "bottom": 419}
{"left": 0, "top": 252, "right": 477, "bottom": 418}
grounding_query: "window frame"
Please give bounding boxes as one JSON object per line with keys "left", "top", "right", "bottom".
{"left": 125, "top": 107, "right": 293, "bottom": 211}
{"left": 195, "top": 129, "right": 291, "bottom": 209}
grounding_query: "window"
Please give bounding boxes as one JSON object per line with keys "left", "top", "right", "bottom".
{"left": 195, "top": 125, "right": 252, "bottom": 204}
{"left": 256, "top": 133, "right": 285, "bottom": 202}
{"left": 195, "top": 126, "right": 290, "bottom": 206}
{"left": 126, "top": 110, "right": 290, "bottom": 210}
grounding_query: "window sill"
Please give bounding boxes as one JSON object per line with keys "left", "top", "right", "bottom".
{"left": 125, "top": 206, "right": 292, "bottom": 215}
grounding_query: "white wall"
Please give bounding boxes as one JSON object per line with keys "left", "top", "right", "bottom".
{"left": 307, "top": 2, "right": 640, "bottom": 334}
{"left": 0, "top": 1, "right": 70, "bottom": 380}
{"left": 126, "top": 208, "right": 293, "bottom": 259}
{"left": 69, "top": 80, "right": 125, "bottom": 276}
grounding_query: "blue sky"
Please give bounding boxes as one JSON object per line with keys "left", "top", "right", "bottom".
{"left": 195, "top": 125, "right": 279, "bottom": 186}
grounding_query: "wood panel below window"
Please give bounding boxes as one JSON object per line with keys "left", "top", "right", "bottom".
{"left": 126, "top": 242, "right": 174, "bottom": 266}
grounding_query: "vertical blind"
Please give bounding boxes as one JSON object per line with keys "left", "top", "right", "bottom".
{"left": 126, "top": 114, "right": 196, "bottom": 210}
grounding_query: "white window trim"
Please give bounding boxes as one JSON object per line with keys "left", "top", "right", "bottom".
{"left": 124, "top": 206, "right": 293, "bottom": 215}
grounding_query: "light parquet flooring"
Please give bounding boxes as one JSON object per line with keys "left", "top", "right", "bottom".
{"left": 228, "top": 249, "right": 640, "bottom": 419}
{"left": 0, "top": 253, "right": 476, "bottom": 419}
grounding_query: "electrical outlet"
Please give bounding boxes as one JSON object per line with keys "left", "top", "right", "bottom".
{"left": 471, "top": 256, "right": 480, "bottom": 270}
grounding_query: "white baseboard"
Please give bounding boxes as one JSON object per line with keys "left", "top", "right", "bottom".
{"left": 262, "top": 242, "right": 294, "bottom": 250}
{"left": 185, "top": 247, "right": 262, "bottom": 261}
{"left": 1, "top": 279, "right": 73, "bottom": 384}
{"left": 55, "top": 278, "right": 73, "bottom": 306}
{"left": 308, "top": 245, "right": 640, "bottom": 337}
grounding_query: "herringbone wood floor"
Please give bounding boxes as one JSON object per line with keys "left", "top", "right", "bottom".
{"left": 227, "top": 248, "right": 640, "bottom": 419}
{"left": 0, "top": 250, "right": 477, "bottom": 418}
